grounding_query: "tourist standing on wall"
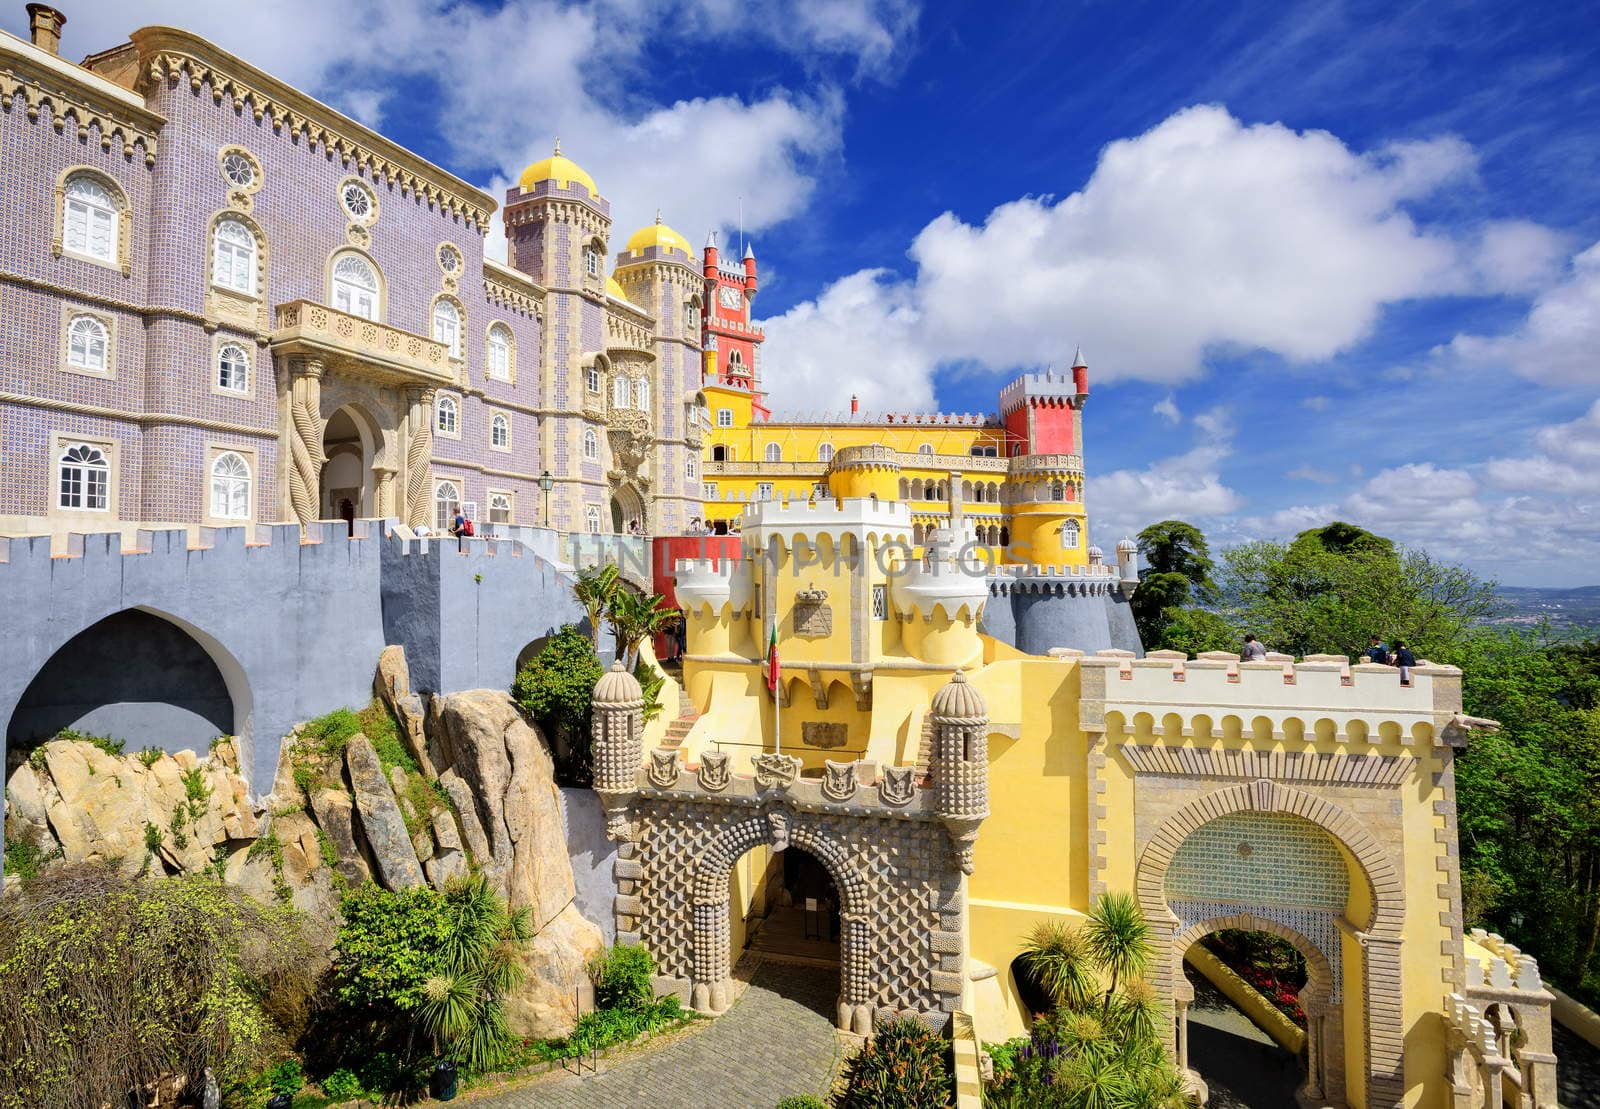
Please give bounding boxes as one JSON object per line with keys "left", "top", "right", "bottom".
{"left": 1242, "top": 634, "right": 1267, "bottom": 661}
{"left": 1392, "top": 640, "right": 1416, "bottom": 685}
{"left": 1364, "top": 636, "right": 1389, "bottom": 664}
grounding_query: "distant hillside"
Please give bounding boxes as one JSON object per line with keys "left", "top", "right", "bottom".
{"left": 1490, "top": 585, "right": 1600, "bottom": 631}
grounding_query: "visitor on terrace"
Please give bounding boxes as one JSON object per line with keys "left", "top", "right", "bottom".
{"left": 1241, "top": 633, "right": 1267, "bottom": 661}
{"left": 1392, "top": 640, "right": 1417, "bottom": 685}
{"left": 1365, "top": 635, "right": 1390, "bottom": 664}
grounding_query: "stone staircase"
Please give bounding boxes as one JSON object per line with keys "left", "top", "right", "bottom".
{"left": 661, "top": 686, "right": 699, "bottom": 750}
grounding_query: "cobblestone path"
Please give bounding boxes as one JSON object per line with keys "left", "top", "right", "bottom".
{"left": 465, "top": 960, "right": 842, "bottom": 1109}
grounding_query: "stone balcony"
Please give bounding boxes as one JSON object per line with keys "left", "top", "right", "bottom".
{"left": 1008, "top": 452, "right": 1084, "bottom": 476}
{"left": 270, "top": 300, "right": 456, "bottom": 386}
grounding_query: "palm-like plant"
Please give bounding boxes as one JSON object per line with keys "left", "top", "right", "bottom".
{"left": 1084, "top": 891, "right": 1151, "bottom": 1008}
{"left": 606, "top": 588, "right": 675, "bottom": 670}
{"left": 1020, "top": 920, "right": 1098, "bottom": 1011}
{"left": 573, "top": 564, "right": 620, "bottom": 651}
{"left": 415, "top": 876, "right": 532, "bottom": 1073}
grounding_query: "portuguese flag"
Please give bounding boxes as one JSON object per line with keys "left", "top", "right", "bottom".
{"left": 766, "top": 621, "right": 780, "bottom": 694}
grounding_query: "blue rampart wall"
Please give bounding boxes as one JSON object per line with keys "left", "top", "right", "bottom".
{"left": 0, "top": 520, "right": 586, "bottom": 796}
{"left": 979, "top": 573, "right": 1144, "bottom": 657}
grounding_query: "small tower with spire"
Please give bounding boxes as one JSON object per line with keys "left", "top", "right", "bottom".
{"left": 702, "top": 226, "right": 765, "bottom": 413}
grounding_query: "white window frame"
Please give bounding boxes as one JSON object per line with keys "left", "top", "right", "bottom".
{"left": 211, "top": 217, "right": 258, "bottom": 296}
{"left": 586, "top": 366, "right": 601, "bottom": 393}
{"left": 488, "top": 491, "right": 513, "bottom": 525}
{"left": 583, "top": 428, "right": 599, "bottom": 460}
{"left": 755, "top": 482, "right": 773, "bottom": 502}
{"left": 634, "top": 379, "right": 650, "bottom": 411}
{"left": 1062, "top": 519, "right": 1081, "bottom": 550}
{"left": 486, "top": 324, "right": 512, "bottom": 381}
{"left": 585, "top": 504, "right": 602, "bottom": 533}
{"left": 216, "top": 341, "right": 250, "bottom": 394}
{"left": 764, "top": 443, "right": 782, "bottom": 462}
{"left": 584, "top": 247, "right": 602, "bottom": 278}
{"left": 434, "top": 480, "right": 463, "bottom": 533}
{"left": 703, "top": 482, "right": 718, "bottom": 500}
{"left": 717, "top": 408, "right": 733, "bottom": 428}
{"left": 686, "top": 456, "right": 698, "bottom": 480}
{"left": 435, "top": 394, "right": 460, "bottom": 437}
{"left": 433, "top": 299, "right": 462, "bottom": 359}
{"left": 871, "top": 584, "right": 888, "bottom": 621}
{"left": 490, "top": 412, "right": 511, "bottom": 450}
{"left": 331, "top": 253, "right": 381, "bottom": 321}
{"left": 613, "top": 376, "right": 630, "bottom": 408}
{"left": 817, "top": 443, "right": 834, "bottom": 463}
{"left": 58, "top": 441, "right": 110, "bottom": 511}
{"left": 63, "top": 175, "right": 118, "bottom": 265}
{"left": 65, "top": 314, "right": 110, "bottom": 373}
{"left": 209, "top": 451, "right": 252, "bottom": 520}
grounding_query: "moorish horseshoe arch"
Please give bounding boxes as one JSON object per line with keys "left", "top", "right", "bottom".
{"left": 1135, "top": 779, "right": 1407, "bottom": 1108}
{"left": 686, "top": 808, "right": 874, "bottom": 1030}
{"left": 1174, "top": 912, "right": 1340, "bottom": 1103}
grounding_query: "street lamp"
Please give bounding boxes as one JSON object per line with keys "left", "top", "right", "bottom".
{"left": 539, "top": 470, "right": 554, "bottom": 527}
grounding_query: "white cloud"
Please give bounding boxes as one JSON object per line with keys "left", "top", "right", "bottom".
{"left": 1485, "top": 400, "right": 1600, "bottom": 495}
{"left": 1287, "top": 465, "right": 1338, "bottom": 483}
{"left": 1089, "top": 443, "right": 1245, "bottom": 548}
{"left": 1152, "top": 394, "right": 1181, "bottom": 424}
{"left": 760, "top": 105, "right": 1541, "bottom": 413}
{"left": 1301, "top": 395, "right": 1330, "bottom": 411}
{"left": 24, "top": 0, "right": 905, "bottom": 248}
{"left": 1444, "top": 241, "right": 1600, "bottom": 387}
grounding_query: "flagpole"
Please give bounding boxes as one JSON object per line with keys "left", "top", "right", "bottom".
{"left": 771, "top": 617, "right": 781, "bottom": 756}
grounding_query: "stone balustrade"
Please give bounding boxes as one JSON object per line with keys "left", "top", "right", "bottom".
{"left": 270, "top": 300, "right": 455, "bottom": 385}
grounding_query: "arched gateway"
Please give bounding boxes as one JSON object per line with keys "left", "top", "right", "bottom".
{"left": 588, "top": 663, "right": 990, "bottom": 1031}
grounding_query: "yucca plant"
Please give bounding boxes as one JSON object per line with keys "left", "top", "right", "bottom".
{"left": 414, "top": 875, "right": 532, "bottom": 1072}
{"left": 1083, "top": 891, "right": 1151, "bottom": 1009}
{"left": 1020, "top": 919, "right": 1098, "bottom": 1011}
{"left": 832, "top": 1017, "right": 953, "bottom": 1108}
{"left": 573, "top": 564, "right": 620, "bottom": 651}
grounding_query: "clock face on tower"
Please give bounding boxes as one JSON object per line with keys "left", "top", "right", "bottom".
{"left": 718, "top": 285, "right": 742, "bottom": 310}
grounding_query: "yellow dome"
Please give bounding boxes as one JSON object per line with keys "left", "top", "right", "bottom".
{"left": 626, "top": 214, "right": 692, "bottom": 257}
{"left": 606, "top": 275, "right": 630, "bottom": 301}
{"left": 517, "top": 140, "right": 597, "bottom": 196}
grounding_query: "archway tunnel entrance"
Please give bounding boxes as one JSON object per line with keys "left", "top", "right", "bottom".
{"left": 732, "top": 843, "right": 841, "bottom": 968}
{"left": 1162, "top": 808, "right": 1355, "bottom": 1107}
{"left": 1183, "top": 928, "right": 1311, "bottom": 1109}
{"left": 6, "top": 609, "right": 239, "bottom": 777}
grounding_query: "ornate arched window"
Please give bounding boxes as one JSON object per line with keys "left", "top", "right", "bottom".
{"left": 727, "top": 350, "right": 744, "bottom": 376}
{"left": 818, "top": 443, "right": 835, "bottom": 463}
{"left": 1051, "top": 479, "right": 1066, "bottom": 501}
{"left": 918, "top": 443, "right": 933, "bottom": 455}
{"left": 583, "top": 428, "right": 599, "bottom": 460}
{"left": 585, "top": 503, "right": 601, "bottom": 533}
{"left": 491, "top": 412, "right": 510, "bottom": 448}
{"left": 1062, "top": 519, "right": 1081, "bottom": 550}
{"left": 211, "top": 217, "right": 258, "bottom": 295}
{"left": 217, "top": 342, "right": 250, "bottom": 392}
{"left": 433, "top": 480, "right": 462, "bottom": 532}
{"left": 765, "top": 443, "right": 782, "bottom": 462}
{"left": 210, "top": 452, "right": 251, "bottom": 519}
{"left": 489, "top": 492, "right": 512, "bottom": 524}
{"left": 435, "top": 394, "right": 459, "bottom": 435}
{"left": 432, "top": 298, "right": 461, "bottom": 359}
{"left": 633, "top": 379, "right": 650, "bottom": 411}
{"left": 486, "top": 323, "right": 513, "bottom": 380}
{"left": 58, "top": 442, "right": 108, "bottom": 510}
{"left": 63, "top": 174, "right": 119, "bottom": 263}
{"left": 685, "top": 298, "right": 701, "bottom": 333}
{"left": 612, "top": 376, "right": 630, "bottom": 408}
{"left": 331, "top": 253, "right": 381, "bottom": 320}
{"left": 66, "top": 315, "right": 109, "bottom": 371}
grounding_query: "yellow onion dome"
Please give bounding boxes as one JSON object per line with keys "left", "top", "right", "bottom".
{"left": 626, "top": 213, "right": 692, "bottom": 257}
{"left": 606, "top": 275, "right": 630, "bottom": 302}
{"left": 517, "top": 140, "right": 597, "bottom": 196}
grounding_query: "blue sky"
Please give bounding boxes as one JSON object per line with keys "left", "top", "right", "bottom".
{"left": 18, "top": 0, "right": 1600, "bottom": 584}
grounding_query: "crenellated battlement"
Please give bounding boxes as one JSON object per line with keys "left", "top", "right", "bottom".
{"left": 998, "top": 371, "right": 1083, "bottom": 415}
{"left": 1079, "top": 648, "right": 1461, "bottom": 745}
{"left": 891, "top": 554, "right": 990, "bottom": 622}
{"left": 673, "top": 556, "right": 754, "bottom": 616}
{"left": 739, "top": 496, "right": 913, "bottom": 551}
{"left": 1466, "top": 929, "right": 1546, "bottom": 994}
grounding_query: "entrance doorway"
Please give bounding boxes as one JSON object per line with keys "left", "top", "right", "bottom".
{"left": 610, "top": 483, "right": 645, "bottom": 536}
{"left": 737, "top": 847, "right": 841, "bottom": 966}
{"left": 1183, "top": 930, "right": 1309, "bottom": 1108}
{"left": 320, "top": 406, "right": 376, "bottom": 520}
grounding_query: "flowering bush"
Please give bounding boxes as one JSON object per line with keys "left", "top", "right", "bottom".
{"left": 1201, "top": 930, "right": 1307, "bottom": 1027}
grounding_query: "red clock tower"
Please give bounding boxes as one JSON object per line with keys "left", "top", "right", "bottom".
{"left": 702, "top": 231, "right": 768, "bottom": 420}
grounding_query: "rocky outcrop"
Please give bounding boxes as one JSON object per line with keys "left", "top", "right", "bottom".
{"left": 4, "top": 646, "right": 605, "bottom": 1039}
{"left": 4, "top": 739, "right": 256, "bottom": 877}
{"left": 345, "top": 734, "right": 425, "bottom": 890}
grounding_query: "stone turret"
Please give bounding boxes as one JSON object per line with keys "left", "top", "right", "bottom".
{"left": 1116, "top": 537, "right": 1139, "bottom": 592}
{"left": 892, "top": 527, "right": 989, "bottom": 665}
{"left": 591, "top": 661, "right": 643, "bottom": 841}
{"left": 930, "top": 669, "right": 990, "bottom": 873}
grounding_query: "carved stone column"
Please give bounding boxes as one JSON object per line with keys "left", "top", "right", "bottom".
{"left": 373, "top": 466, "right": 397, "bottom": 518}
{"left": 403, "top": 386, "right": 436, "bottom": 528}
{"left": 287, "top": 358, "right": 326, "bottom": 525}
{"left": 1175, "top": 999, "right": 1190, "bottom": 1070}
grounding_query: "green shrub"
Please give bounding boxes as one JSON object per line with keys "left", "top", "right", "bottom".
{"left": 143, "top": 822, "right": 163, "bottom": 854}
{"left": 320, "top": 1067, "right": 362, "bottom": 1098}
{"left": 778, "top": 1096, "right": 827, "bottom": 1109}
{"left": 588, "top": 942, "right": 655, "bottom": 1011}
{"left": 358, "top": 699, "right": 417, "bottom": 775}
{"left": 0, "top": 864, "right": 318, "bottom": 1109}
{"left": 264, "top": 1057, "right": 303, "bottom": 1095}
{"left": 635, "top": 658, "right": 665, "bottom": 723}
{"left": 512, "top": 624, "right": 602, "bottom": 784}
{"left": 136, "top": 746, "right": 163, "bottom": 767}
{"left": 302, "top": 708, "right": 363, "bottom": 755}
{"left": 833, "top": 1017, "right": 953, "bottom": 1108}
{"left": 333, "top": 883, "right": 455, "bottom": 1010}
{"left": 2, "top": 836, "right": 49, "bottom": 881}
